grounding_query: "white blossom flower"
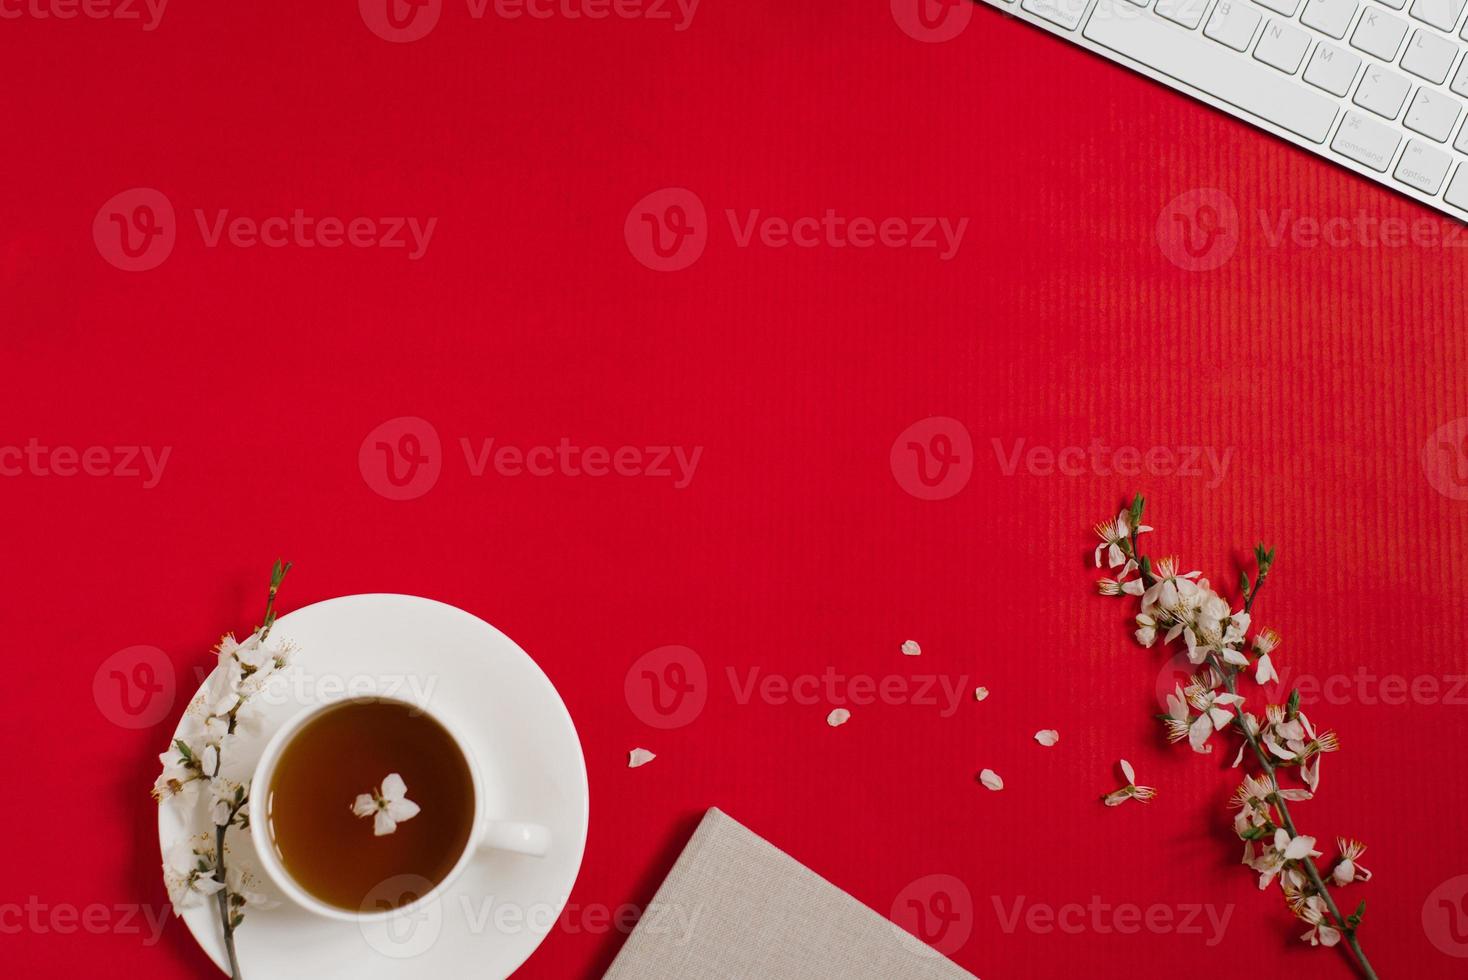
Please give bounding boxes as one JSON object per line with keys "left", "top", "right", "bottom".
{"left": 1332, "top": 838, "right": 1371, "bottom": 885}
{"left": 225, "top": 862, "right": 272, "bottom": 917}
{"left": 1099, "top": 576, "right": 1145, "bottom": 597}
{"left": 1298, "top": 895, "right": 1342, "bottom": 947}
{"left": 163, "top": 841, "right": 225, "bottom": 914}
{"left": 1231, "top": 711, "right": 1259, "bottom": 767}
{"left": 1229, "top": 774, "right": 1311, "bottom": 838}
{"left": 1142, "top": 557, "right": 1202, "bottom": 613}
{"left": 1134, "top": 612, "right": 1159, "bottom": 647}
{"left": 1094, "top": 511, "right": 1150, "bottom": 569}
{"left": 1243, "top": 828, "right": 1321, "bottom": 889}
{"left": 1185, "top": 686, "right": 1245, "bottom": 754}
{"left": 1163, "top": 684, "right": 1193, "bottom": 744}
{"left": 210, "top": 779, "right": 245, "bottom": 828}
{"left": 1103, "top": 759, "right": 1156, "bottom": 806}
{"left": 152, "top": 736, "right": 221, "bottom": 801}
{"left": 352, "top": 773, "right": 421, "bottom": 837}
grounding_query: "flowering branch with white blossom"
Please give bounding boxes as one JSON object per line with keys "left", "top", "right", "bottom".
{"left": 154, "top": 560, "right": 293, "bottom": 980}
{"left": 1094, "top": 497, "right": 1377, "bottom": 979}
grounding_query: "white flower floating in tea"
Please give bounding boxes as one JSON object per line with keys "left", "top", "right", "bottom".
{"left": 352, "top": 773, "right": 422, "bottom": 837}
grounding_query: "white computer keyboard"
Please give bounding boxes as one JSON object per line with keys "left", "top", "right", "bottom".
{"left": 981, "top": 0, "right": 1468, "bottom": 218}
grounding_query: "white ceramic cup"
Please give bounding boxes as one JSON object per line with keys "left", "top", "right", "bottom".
{"left": 250, "top": 693, "right": 552, "bottom": 922}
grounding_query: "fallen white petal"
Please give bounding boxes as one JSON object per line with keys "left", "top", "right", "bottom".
{"left": 973, "top": 686, "right": 989, "bottom": 702}
{"left": 1034, "top": 729, "right": 1059, "bottom": 747}
{"left": 901, "top": 640, "right": 921, "bottom": 657}
{"left": 827, "top": 708, "right": 851, "bottom": 727}
{"left": 628, "top": 748, "right": 657, "bottom": 768}
{"left": 1119, "top": 759, "right": 1136, "bottom": 785}
{"left": 979, "top": 768, "right": 1003, "bottom": 791}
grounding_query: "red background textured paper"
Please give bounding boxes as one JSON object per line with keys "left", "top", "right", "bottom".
{"left": 3, "top": 1, "right": 1468, "bottom": 977}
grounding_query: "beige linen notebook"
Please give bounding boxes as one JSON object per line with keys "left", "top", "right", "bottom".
{"left": 603, "top": 808, "right": 978, "bottom": 980}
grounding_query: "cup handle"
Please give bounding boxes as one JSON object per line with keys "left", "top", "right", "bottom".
{"left": 478, "top": 819, "right": 552, "bottom": 858}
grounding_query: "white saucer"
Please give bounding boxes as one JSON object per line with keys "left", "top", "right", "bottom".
{"left": 157, "top": 594, "right": 589, "bottom": 978}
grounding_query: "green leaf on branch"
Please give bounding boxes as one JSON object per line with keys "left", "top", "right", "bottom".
{"left": 1287, "top": 689, "right": 1301, "bottom": 718}
{"left": 1346, "top": 900, "right": 1366, "bottom": 929}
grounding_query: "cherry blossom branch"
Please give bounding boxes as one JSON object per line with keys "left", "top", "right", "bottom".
{"left": 214, "top": 795, "right": 249, "bottom": 980}
{"left": 1099, "top": 497, "right": 1376, "bottom": 979}
{"left": 212, "top": 560, "right": 290, "bottom": 980}
{"left": 1213, "top": 668, "right": 1375, "bottom": 978}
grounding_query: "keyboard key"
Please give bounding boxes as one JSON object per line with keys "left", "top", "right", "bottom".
{"left": 1256, "top": 20, "right": 1312, "bottom": 72}
{"left": 1395, "top": 139, "right": 1454, "bottom": 192}
{"left": 1353, "top": 66, "right": 1413, "bottom": 116}
{"left": 1021, "top": 0, "right": 1092, "bottom": 30}
{"left": 1452, "top": 58, "right": 1468, "bottom": 97}
{"left": 1206, "top": 1, "right": 1262, "bottom": 50}
{"left": 1156, "top": 0, "right": 1211, "bottom": 28}
{"left": 1351, "top": 10, "right": 1409, "bottom": 59}
{"left": 1332, "top": 110, "right": 1403, "bottom": 169}
{"left": 1446, "top": 165, "right": 1468, "bottom": 209}
{"left": 1304, "top": 43, "right": 1365, "bottom": 96}
{"left": 1405, "top": 88, "right": 1463, "bottom": 139}
{"left": 1408, "top": 0, "right": 1467, "bottom": 31}
{"left": 1302, "top": 0, "right": 1360, "bottom": 38}
{"left": 1401, "top": 30, "right": 1461, "bottom": 84}
{"left": 1084, "top": 0, "right": 1341, "bottom": 141}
